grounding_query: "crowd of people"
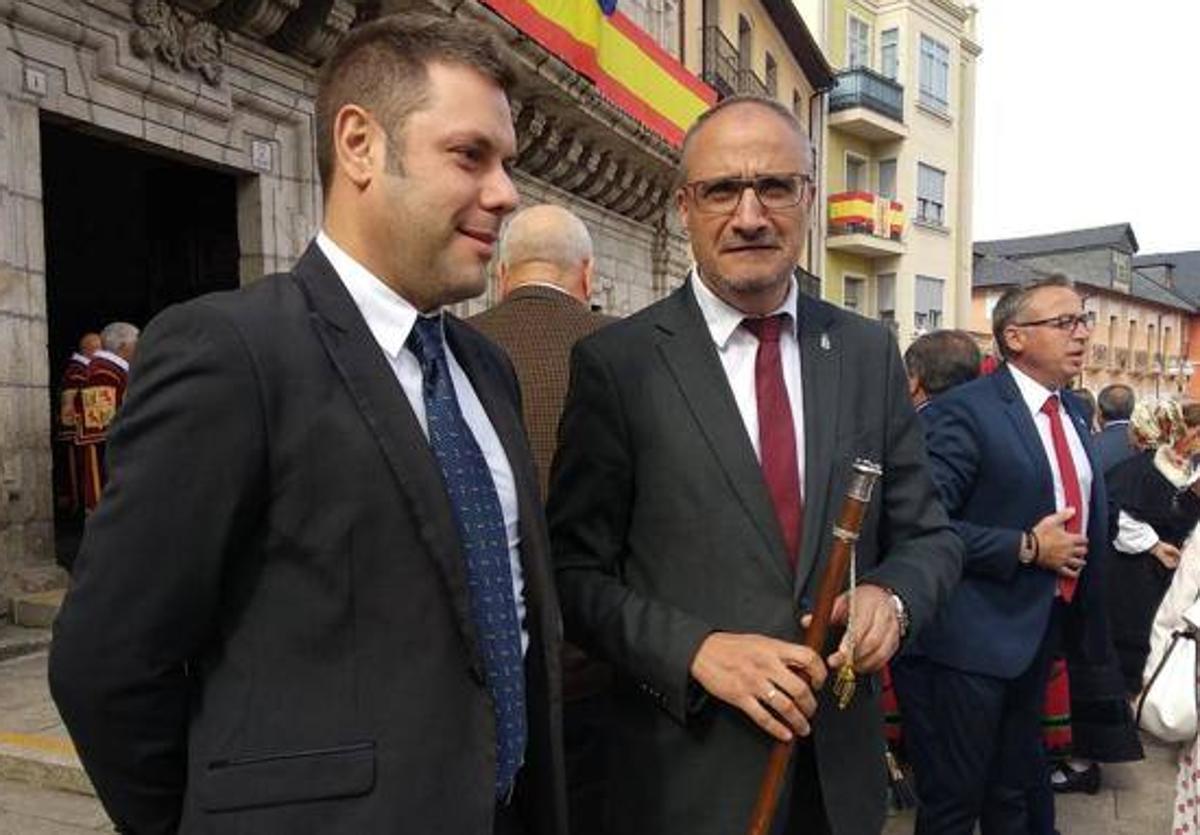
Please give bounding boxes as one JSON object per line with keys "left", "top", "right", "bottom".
{"left": 43, "top": 10, "right": 1197, "bottom": 835}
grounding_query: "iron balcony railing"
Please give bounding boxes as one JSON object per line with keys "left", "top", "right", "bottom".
{"left": 702, "top": 27, "right": 738, "bottom": 99}
{"left": 738, "top": 67, "right": 769, "bottom": 98}
{"left": 829, "top": 67, "right": 904, "bottom": 123}
{"left": 1090, "top": 343, "right": 1109, "bottom": 367}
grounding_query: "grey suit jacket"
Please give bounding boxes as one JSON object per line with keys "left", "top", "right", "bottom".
{"left": 548, "top": 281, "right": 961, "bottom": 835}
{"left": 50, "top": 244, "right": 567, "bottom": 835}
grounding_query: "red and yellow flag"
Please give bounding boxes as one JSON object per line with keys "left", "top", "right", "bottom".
{"left": 480, "top": 0, "right": 715, "bottom": 146}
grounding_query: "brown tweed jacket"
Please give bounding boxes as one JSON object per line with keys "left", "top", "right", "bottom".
{"left": 469, "top": 284, "right": 616, "bottom": 499}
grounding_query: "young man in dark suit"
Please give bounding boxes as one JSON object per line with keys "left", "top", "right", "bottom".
{"left": 1095, "top": 383, "right": 1137, "bottom": 473}
{"left": 548, "top": 96, "right": 961, "bottom": 835}
{"left": 909, "top": 275, "right": 1110, "bottom": 834}
{"left": 50, "top": 14, "right": 566, "bottom": 835}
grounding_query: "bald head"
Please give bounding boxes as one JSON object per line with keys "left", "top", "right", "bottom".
{"left": 497, "top": 204, "right": 594, "bottom": 303}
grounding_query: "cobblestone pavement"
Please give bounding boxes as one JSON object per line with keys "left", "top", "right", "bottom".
{"left": 0, "top": 646, "right": 1182, "bottom": 833}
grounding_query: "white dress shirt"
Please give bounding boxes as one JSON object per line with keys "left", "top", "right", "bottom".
{"left": 690, "top": 269, "right": 806, "bottom": 496}
{"left": 316, "top": 232, "right": 528, "bottom": 653}
{"left": 1009, "top": 363, "right": 1093, "bottom": 533}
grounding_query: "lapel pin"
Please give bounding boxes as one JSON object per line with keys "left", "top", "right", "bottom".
{"left": 820, "top": 333, "right": 831, "bottom": 351}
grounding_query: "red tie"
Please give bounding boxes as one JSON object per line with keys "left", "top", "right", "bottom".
{"left": 1040, "top": 394, "right": 1080, "bottom": 603}
{"left": 743, "top": 315, "right": 803, "bottom": 568}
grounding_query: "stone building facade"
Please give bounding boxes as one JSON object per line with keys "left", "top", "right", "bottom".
{"left": 0, "top": 0, "right": 694, "bottom": 603}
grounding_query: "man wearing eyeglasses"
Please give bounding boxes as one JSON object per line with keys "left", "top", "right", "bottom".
{"left": 548, "top": 96, "right": 961, "bottom": 835}
{"left": 906, "top": 275, "right": 1113, "bottom": 834}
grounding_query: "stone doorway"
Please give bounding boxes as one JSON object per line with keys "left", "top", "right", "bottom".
{"left": 40, "top": 118, "right": 242, "bottom": 564}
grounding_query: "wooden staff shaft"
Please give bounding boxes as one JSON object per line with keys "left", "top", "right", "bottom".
{"left": 744, "top": 460, "right": 881, "bottom": 835}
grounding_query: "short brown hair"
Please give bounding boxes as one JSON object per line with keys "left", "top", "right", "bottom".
{"left": 315, "top": 12, "right": 515, "bottom": 191}
{"left": 990, "top": 273, "right": 1077, "bottom": 360}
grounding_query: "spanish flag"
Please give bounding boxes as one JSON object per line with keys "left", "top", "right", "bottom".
{"left": 480, "top": 0, "right": 716, "bottom": 146}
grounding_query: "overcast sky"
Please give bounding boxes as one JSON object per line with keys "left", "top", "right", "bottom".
{"left": 972, "top": 0, "right": 1199, "bottom": 255}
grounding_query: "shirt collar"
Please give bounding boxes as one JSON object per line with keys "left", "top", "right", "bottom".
{"left": 689, "top": 267, "right": 799, "bottom": 350}
{"left": 1008, "top": 362, "right": 1057, "bottom": 417}
{"left": 70, "top": 353, "right": 90, "bottom": 366}
{"left": 93, "top": 349, "right": 129, "bottom": 373}
{"left": 317, "top": 230, "right": 438, "bottom": 359}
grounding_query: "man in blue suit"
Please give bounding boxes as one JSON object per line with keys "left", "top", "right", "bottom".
{"left": 1094, "top": 384, "right": 1137, "bottom": 474}
{"left": 901, "top": 275, "right": 1109, "bottom": 834}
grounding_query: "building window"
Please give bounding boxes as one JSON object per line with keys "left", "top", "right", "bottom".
{"left": 881, "top": 28, "right": 899, "bottom": 80}
{"left": 919, "top": 34, "right": 949, "bottom": 112}
{"left": 916, "top": 163, "right": 946, "bottom": 226}
{"left": 619, "top": 0, "right": 682, "bottom": 58}
{"left": 765, "top": 52, "right": 778, "bottom": 98}
{"left": 793, "top": 89, "right": 804, "bottom": 120}
{"left": 738, "top": 15, "right": 752, "bottom": 73}
{"left": 877, "top": 273, "right": 898, "bottom": 335}
{"left": 846, "top": 155, "right": 866, "bottom": 192}
{"left": 848, "top": 16, "right": 871, "bottom": 70}
{"left": 915, "top": 275, "right": 944, "bottom": 333}
{"left": 877, "top": 159, "right": 897, "bottom": 199}
{"left": 844, "top": 276, "right": 865, "bottom": 313}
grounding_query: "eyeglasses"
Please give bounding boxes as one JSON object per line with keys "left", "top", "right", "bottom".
{"left": 681, "top": 173, "right": 813, "bottom": 214}
{"left": 1013, "top": 312, "right": 1096, "bottom": 332}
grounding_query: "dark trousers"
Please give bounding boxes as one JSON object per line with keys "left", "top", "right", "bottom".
{"left": 895, "top": 608, "right": 1061, "bottom": 835}
{"left": 774, "top": 739, "right": 830, "bottom": 835}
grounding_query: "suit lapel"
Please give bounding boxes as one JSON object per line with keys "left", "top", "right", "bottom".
{"left": 291, "top": 245, "right": 483, "bottom": 676}
{"left": 794, "top": 296, "right": 840, "bottom": 596}
{"left": 653, "top": 284, "right": 793, "bottom": 588}
{"left": 996, "top": 366, "right": 1056, "bottom": 506}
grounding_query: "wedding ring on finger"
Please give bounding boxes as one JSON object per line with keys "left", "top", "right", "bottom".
{"left": 764, "top": 687, "right": 778, "bottom": 704}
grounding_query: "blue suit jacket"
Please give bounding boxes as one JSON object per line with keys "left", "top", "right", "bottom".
{"left": 918, "top": 365, "right": 1110, "bottom": 679}
{"left": 1094, "top": 421, "right": 1136, "bottom": 475}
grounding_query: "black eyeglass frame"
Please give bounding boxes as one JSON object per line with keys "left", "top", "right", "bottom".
{"left": 680, "top": 172, "right": 815, "bottom": 215}
{"left": 1011, "top": 312, "right": 1097, "bottom": 332}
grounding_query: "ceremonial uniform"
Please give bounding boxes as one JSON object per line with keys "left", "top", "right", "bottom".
{"left": 78, "top": 349, "right": 129, "bottom": 512}
{"left": 55, "top": 353, "right": 90, "bottom": 514}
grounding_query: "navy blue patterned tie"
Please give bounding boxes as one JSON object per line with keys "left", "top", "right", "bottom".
{"left": 407, "top": 315, "right": 527, "bottom": 799}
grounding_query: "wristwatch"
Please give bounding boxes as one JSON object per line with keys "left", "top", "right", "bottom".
{"left": 889, "top": 592, "right": 910, "bottom": 639}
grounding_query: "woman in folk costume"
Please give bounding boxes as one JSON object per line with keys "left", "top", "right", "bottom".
{"left": 1144, "top": 516, "right": 1200, "bottom": 834}
{"left": 1108, "top": 401, "right": 1200, "bottom": 692}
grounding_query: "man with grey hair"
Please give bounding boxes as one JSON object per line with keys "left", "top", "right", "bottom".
{"left": 470, "top": 204, "right": 615, "bottom": 835}
{"left": 77, "top": 322, "right": 139, "bottom": 512}
{"left": 548, "top": 95, "right": 959, "bottom": 835}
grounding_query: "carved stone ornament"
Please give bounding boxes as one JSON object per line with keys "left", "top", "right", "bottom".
{"left": 131, "top": 0, "right": 225, "bottom": 85}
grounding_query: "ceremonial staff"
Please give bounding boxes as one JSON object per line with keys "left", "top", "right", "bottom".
{"left": 744, "top": 458, "right": 884, "bottom": 835}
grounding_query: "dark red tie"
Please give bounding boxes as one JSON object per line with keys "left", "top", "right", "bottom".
{"left": 743, "top": 315, "right": 803, "bottom": 568}
{"left": 1040, "top": 394, "right": 1080, "bottom": 603}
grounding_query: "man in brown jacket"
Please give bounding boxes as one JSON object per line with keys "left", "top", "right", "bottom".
{"left": 470, "top": 203, "right": 615, "bottom": 835}
{"left": 470, "top": 203, "right": 615, "bottom": 495}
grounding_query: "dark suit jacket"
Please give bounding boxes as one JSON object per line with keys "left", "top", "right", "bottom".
{"left": 469, "top": 285, "right": 616, "bottom": 498}
{"left": 919, "top": 365, "right": 1111, "bottom": 679}
{"left": 1095, "top": 420, "right": 1136, "bottom": 475}
{"left": 547, "top": 281, "right": 961, "bottom": 835}
{"left": 49, "top": 244, "right": 567, "bottom": 835}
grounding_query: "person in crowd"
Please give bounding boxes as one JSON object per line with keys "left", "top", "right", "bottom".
{"left": 903, "top": 329, "right": 982, "bottom": 414}
{"left": 50, "top": 14, "right": 567, "bottom": 835}
{"left": 548, "top": 94, "right": 961, "bottom": 835}
{"left": 469, "top": 203, "right": 615, "bottom": 835}
{"left": 912, "top": 275, "right": 1113, "bottom": 834}
{"left": 1144, "top": 497, "right": 1200, "bottom": 835}
{"left": 77, "top": 322, "right": 138, "bottom": 512}
{"left": 1073, "top": 387, "right": 1098, "bottom": 434}
{"left": 1107, "top": 400, "right": 1200, "bottom": 693}
{"left": 55, "top": 332, "right": 100, "bottom": 516}
{"left": 1095, "top": 384, "right": 1137, "bottom": 472}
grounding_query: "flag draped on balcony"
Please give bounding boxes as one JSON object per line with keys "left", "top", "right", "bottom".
{"left": 479, "top": 0, "right": 715, "bottom": 146}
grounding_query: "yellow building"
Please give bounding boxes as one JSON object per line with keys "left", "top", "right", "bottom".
{"left": 806, "top": 0, "right": 980, "bottom": 344}
{"left": 972, "top": 224, "right": 1197, "bottom": 401}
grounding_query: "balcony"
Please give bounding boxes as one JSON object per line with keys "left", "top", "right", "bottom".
{"left": 1167, "top": 356, "right": 1181, "bottom": 376}
{"left": 1151, "top": 352, "right": 1164, "bottom": 374}
{"left": 1115, "top": 348, "right": 1130, "bottom": 370}
{"left": 828, "top": 67, "right": 907, "bottom": 142}
{"left": 702, "top": 27, "right": 738, "bottom": 99}
{"left": 827, "top": 191, "right": 906, "bottom": 257}
{"left": 1133, "top": 350, "right": 1149, "bottom": 374}
{"left": 738, "top": 67, "right": 769, "bottom": 98}
{"left": 1089, "top": 343, "right": 1108, "bottom": 368}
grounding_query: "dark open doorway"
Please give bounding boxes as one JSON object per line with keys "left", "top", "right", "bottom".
{"left": 40, "top": 118, "right": 242, "bottom": 560}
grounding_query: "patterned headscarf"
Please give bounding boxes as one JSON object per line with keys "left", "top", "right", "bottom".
{"left": 1129, "top": 400, "right": 1200, "bottom": 488}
